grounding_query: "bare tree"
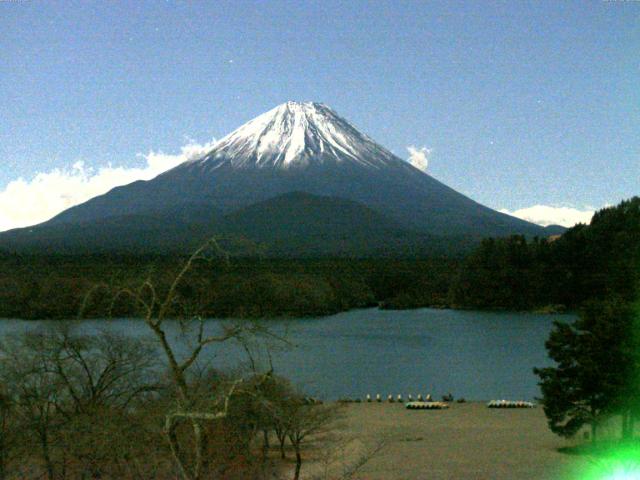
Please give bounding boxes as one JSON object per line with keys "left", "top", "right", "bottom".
{"left": 285, "top": 402, "right": 341, "bottom": 480}
{"left": 0, "top": 323, "right": 160, "bottom": 479}
{"left": 100, "top": 239, "right": 282, "bottom": 480}
{"left": 55, "top": 324, "right": 158, "bottom": 476}
{"left": 0, "top": 331, "right": 66, "bottom": 479}
{"left": 0, "top": 389, "right": 13, "bottom": 480}
{"left": 1, "top": 240, "right": 341, "bottom": 480}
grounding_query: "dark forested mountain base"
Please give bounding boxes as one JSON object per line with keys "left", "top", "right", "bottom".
{"left": 450, "top": 197, "right": 640, "bottom": 310}
{"left": 1, "top": 197, "right": 637, "bottom": 320}
{"left": 0, "top": 192, "right": 481, "bottom": 257}
{"left": 0, "top": 255, "right": 457, "bottom": 320}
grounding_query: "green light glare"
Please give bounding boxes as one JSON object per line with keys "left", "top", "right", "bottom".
{"left": 568, "top": 443, "right": 640, "bottom": 480}
{"left": 603, "top": 466, "right": 640, "bottom": 480}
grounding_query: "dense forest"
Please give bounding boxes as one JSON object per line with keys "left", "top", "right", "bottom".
{"left": 0, "top": 197, "right": 638, "bottom": 320}
{"left": 450, "top": 197, "right": 640, "bottom": 310}
{"left": 0, "top": 254, "right": 456, "bottom": 319}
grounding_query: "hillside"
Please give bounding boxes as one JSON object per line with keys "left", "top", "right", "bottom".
{"left": 0, "top": 102, "right": 551, "bottom": 256}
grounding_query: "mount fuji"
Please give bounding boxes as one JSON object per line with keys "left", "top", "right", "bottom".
{"left": 0, "top": 102, "right": 559, "bottom": 255}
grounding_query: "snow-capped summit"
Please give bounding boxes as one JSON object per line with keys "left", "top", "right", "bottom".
{"left": 17, "top": 101, "right": 551, "bottom": 248}
{"left": 195, "top": 101, "right": 398, "bottom": 170}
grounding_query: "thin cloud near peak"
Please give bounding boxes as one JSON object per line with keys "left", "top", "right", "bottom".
{"left": 406, "top": 145, "right": 432, "bottom": 172}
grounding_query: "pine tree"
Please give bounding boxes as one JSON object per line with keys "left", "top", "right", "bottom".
{"left": 534, "top": 299, "right": 638, "bottom": 441}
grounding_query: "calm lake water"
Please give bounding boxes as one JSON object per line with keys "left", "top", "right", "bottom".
{"left": 0, "top": 308, "right": 574, "bottom": 401}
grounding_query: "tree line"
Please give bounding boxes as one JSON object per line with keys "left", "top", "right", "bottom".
{"left": 451, "top": 197, "right": 640, "bottom": 311}
{"left": 0, "top": 255, "right": 455, "bottom": 320}
{"left": 0, "top": 197, "right": 639, "bottom": 320}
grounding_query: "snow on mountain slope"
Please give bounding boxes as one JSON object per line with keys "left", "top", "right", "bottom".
{"left": 17, "top": 100, "right": 550, "bottom": 241}
{"left": 193, "top": 101, "right": 399, "bottom": 170}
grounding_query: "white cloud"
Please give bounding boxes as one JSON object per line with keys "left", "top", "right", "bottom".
{"left": 406, "top": 145, "right": 432, "bottom": 172}
{"left": 499, "top": 205, "right": 595, "bottom": 227}
{"left": 0, "top": 138, "right": 217, "bottom": 232}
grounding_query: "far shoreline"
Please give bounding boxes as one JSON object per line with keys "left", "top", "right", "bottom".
{"left": 1, "top": 303, "right": 577, "bottom": 322}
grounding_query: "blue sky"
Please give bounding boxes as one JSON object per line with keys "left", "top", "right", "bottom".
{"left": 1, "top": 0, "right": 638, "bottom": 229}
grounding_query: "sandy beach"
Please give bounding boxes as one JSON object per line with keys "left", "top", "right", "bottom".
{"left": 303, "top": 402, "right": 590, "bottom": 480}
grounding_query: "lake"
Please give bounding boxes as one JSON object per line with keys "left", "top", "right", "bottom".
{"left": 0, "top": 308, "right": 573, "bottom": 401}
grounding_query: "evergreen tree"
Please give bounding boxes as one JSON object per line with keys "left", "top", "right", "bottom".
{"left": 534, "top": 299, "right": 638, "bottom": 441}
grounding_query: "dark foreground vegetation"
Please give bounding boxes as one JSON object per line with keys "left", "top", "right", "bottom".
{"left": 0, "top": 197, "right": 638, "bottom": 320}
{"left": 0, "top": 244, "right": 382, "bottom": 479}
{"left": 535, "top": 299, "right": 640, "bottom": 442}
{"left": 0, "top": 324, "right": 347, "bottom": 479}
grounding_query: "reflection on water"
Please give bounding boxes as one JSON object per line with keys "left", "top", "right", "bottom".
{"left": 0, "top": 308, "right": 573, "bottom": 401}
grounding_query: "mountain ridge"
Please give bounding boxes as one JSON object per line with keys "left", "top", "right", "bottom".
{"left": 0, "top": 192, "right": 477, "bottom": 257}
{"left": 0, "top": 101, "right": 560, "bottom": 255}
